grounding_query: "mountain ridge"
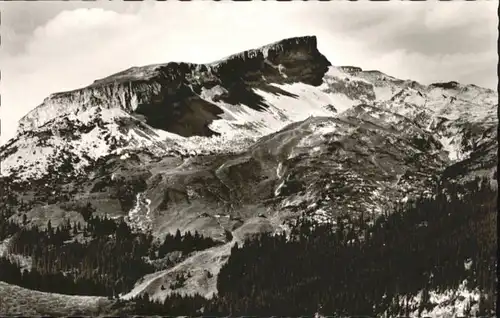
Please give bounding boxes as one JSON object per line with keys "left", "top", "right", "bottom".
{"left": 17, "top": 35, "right": 329, "bottom": 136}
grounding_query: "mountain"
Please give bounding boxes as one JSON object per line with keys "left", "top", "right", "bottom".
{"left": 2, "top": 36, "right": 334, "bottom": 179}
{"left": 0, "top": 35, "right": 497, "bottom": 315}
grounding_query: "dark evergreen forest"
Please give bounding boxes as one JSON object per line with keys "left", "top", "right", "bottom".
{"left": 0, "top": 212, "right": 220, "bottom": 297}
{"left": 0, "top": 177, "right": 496, "bottom": 316}
{"left": 129, "top": 178, "right": 497, "bottom": 316}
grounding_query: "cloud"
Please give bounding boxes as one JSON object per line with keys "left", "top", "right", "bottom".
{"left": 422, "top": 2, "right": 495, "bottom": 32}
{"left": 30, "top": 8, "right": 138, "bottom": 44}
{"left": 0, "top": 1, "right": 497, "bottom": 144}
{"left": 365, "top": 49, "right": 497, "bottom": 86}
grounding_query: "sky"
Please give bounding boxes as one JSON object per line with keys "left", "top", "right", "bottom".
{"left": 0, "top": 0, "right": 498, "bottom": 145}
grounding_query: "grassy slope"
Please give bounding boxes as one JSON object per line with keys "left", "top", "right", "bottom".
{"left": 0, "top": 281, "right": 116, "bottom": 316}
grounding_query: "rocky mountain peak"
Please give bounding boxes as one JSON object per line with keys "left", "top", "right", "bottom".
{"left": 429, "top": 81, "right": 460, "bottom": 90}
{"left": 17, "top": 36, "right": 330, "bottom": 138}
{"left": 337, "top": 66, "right": 363, "bottom": 74}
{"left": 87, "top": 36, "right": 324, "bottom": 86}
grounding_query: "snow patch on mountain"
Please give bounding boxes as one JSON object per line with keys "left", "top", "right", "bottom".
{"left": 176, "top": 70, "right": 364, "bottom": 154}
{"left": 325, "top": 67, "right": 370, "bottom": 85}
{"left": 1, "top": 107, "right": 175, "bottom": 178}
{"left": 387, "top": 279, "right": 482, "bottom": 318}
{"left": 202, "top": 80, "right": 346, "bottom": 140}
{"left": 373, "top": 86, "right": 397, "bottom": 101}
{"left": 125, "top": 193, "right": 153, "bottom": 232}
{"left": 438, "top": 136, "right": 461, "bottom": 161}
{"left": 1, "top": 139, "right": 57, "bottom": 179}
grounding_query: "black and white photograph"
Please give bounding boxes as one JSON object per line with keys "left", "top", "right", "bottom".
{"left": 0, "top": 0, "right": 497, "bottom": 316}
